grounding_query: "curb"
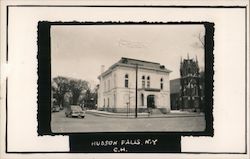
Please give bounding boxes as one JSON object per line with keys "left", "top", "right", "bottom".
{"left": 86, "top": 110, "right": 204, "bottom": 119}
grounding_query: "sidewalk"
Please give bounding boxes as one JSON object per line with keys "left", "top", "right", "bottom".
{"left": 86, "top": 109, "right": 204, "bottom": 119}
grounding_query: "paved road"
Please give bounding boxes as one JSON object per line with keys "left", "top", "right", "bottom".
{"left": 51, "top": 110, "right": 206, "bottom": 133}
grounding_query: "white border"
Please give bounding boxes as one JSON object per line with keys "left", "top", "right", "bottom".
{"left": 0, "top": 0, "right": 249, "bottom": 159}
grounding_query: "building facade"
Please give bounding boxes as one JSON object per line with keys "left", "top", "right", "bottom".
{"left": 170, "top": 78, "right": 181, "bottom": 110}
{"left": 170, "top": 56, "right": 204, "bottom": 112}
{"left": 97, "top": 57, "right": 171, "bottom": 113}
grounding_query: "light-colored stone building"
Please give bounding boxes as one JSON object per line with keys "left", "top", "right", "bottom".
{"left": 97, "top": 57, "right": 171, "bottom": 113}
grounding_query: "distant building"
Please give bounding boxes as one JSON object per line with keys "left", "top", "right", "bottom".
{"left": 170, "top": 55, "right": 204, "bottom": 112}
{"left": 170, "top": 78, "right": 181, "bottom": 110}
{"left": 97, "top": 57, "right": 172, "bottom": 113}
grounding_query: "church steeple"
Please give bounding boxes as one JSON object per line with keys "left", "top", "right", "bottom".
{"left": 179, "top": 54, "right": 203, "bottom": 112}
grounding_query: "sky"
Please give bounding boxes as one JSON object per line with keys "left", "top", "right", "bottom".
{"left": 51, "top": 24, "right": 205, "bottom": 88}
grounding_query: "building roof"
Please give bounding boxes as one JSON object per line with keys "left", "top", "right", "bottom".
{"left": 170, "top": 78, "right": 181, "bottom": 94}
{"left": 118, "top": 57, "right": 162, "bottom": 69}
{"left": 99, "top": 57, "right": 172, "bottom": 79}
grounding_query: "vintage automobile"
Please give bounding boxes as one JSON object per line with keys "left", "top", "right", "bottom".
{"left": 65, "top": 105, "right": 85, "bottom": 118}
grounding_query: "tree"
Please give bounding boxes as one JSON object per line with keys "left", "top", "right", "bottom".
{"left": 83, "top": 88, "right": 97, "bottom": 109}
{"left": 52, "top": 76, "right": 70, "bottom": 107}
{"left": 79, "top": 84, "right": 99, "bottom": 109}
{"left": 192, "top": 31, "right": 205, "bottom": 49}
{"left": 52, "top": 76, "right": 92, "bottom": 107}
{"left": 198, "top": 32, "right": 205, "bottom": 48}
{"left": 69, "top": 79, "right": 89, "bottom": 105}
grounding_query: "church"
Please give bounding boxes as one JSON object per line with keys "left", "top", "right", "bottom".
{"left": 97, "top": 57, "right": 172, "bottom": 113}
{"left": 170, "top": 55, "right": 204, "bottom": 112}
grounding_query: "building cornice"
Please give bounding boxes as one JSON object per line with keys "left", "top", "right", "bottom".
{"left": 98, "top": 62, "right": 172, "bottom": 79}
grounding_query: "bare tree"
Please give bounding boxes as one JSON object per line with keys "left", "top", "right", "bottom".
{"left": 192, "top": 31, "right": 205, "bottom": 49}
{"left": 198, "top": 32, "right": 205, "bottom": 47}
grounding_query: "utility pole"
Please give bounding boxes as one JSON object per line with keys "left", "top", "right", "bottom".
{"left": 130, "top": 63, "right": 142, "bottom": 118}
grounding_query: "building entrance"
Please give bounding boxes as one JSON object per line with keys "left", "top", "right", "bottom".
{"left": 147, "top": 95, "right": 155, "bottom": 108}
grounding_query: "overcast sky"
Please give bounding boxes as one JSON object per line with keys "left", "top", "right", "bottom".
{"left": 51, "top": 24, "right": 205, "bottom": 87}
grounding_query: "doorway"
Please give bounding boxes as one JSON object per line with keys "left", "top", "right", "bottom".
{"left": 147, "top": 95, "right": 155, "bottom": 108}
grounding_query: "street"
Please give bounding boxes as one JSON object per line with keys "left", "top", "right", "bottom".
{"left": 51, "top": 110, "right": 206, "bottom": 133}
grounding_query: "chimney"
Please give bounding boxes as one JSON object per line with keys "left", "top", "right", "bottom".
{"left": 101, "top": 65, "right": 105, "bottom": 74}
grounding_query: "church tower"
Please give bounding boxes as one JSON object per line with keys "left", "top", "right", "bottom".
{"left": 179, "top": 55, "right": 203, "bottom": 112}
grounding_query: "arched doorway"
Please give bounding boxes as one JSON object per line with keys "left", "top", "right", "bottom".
{"left": 147, "top": 95, "right": 155, "bottom": 108}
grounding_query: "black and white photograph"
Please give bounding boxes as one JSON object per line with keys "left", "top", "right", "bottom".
{"left": 50, "top": 23, "right": 209, "bottom": 133}
{"left": 1, "top": 0, "right": 248, "bottom": 158}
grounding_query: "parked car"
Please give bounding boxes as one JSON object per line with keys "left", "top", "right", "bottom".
{"left": 65, "top": 105, "right": 85, "bottom": 118}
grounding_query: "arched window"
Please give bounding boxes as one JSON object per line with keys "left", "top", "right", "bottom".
{"left": 125, "top": 74, "right": 129, "bottom": 88}
{"left": 108, "top": 79, "right": 110, "bottom": 90}
{"left": 160, "top": 78, "right": 163, "bottom": 90}
{"left": 104, "top": 81, "right": 106, "bottom": 91}
{"left": 114, "top": 94, "right": 116, "bottom": 107}
{"left": 142, "top": 76, "right": 145, "bottom": 88}
{"left": 114, "top": 73, "right": 116, "bottom": 88}
{"left": 107, "top": 98, "right": 110, "bottom": 107}
{"left": 141, "top": 94, "right": 144, "bottom": 106}
{"left": 147, "top": 76, "right": 150, "bottom": 88}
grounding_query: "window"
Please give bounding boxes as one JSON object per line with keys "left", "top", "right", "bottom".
{"left": 141, "top": 94, "right": 144, "bottom": 106}
{"left": 160, "top": 78, "right": 163, "bottom": 90}
{"left": 104, "top": 99, "right": 105, "bottom": 107}
{"left": 142, "top": 76, "right": 145, "bottom": 88}
{"left": 147, "top": 76, "right": 150, "bottom": 88}
{"left": 114, "top": 73, "right": 116, "bottom": 88}
{"left": 114, "top": 94, "right": 116, "bottom": 107}
{"left": 183, "top": 87, "right": 187, "bottom": 96}
{"left": 125, "top": 74, "right": 129, "bottom": 88}
{"left": 195, "top": 85, "right": 199, "bottom": 96}
{"left": 200, "top": 85, "right": 202, "bottom": 89}
{"left": 108, "top": 80, "right": 110, "bottom": 90}
{"left": 104, "top": 81, "right": 106, "bottom": 91}
{"left": 107, "top": 98, "right": 110, "bottom": 107}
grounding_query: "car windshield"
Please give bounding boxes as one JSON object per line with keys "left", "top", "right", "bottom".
{"left": 70, "top": 105, "right": 82, "bottom": 111}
